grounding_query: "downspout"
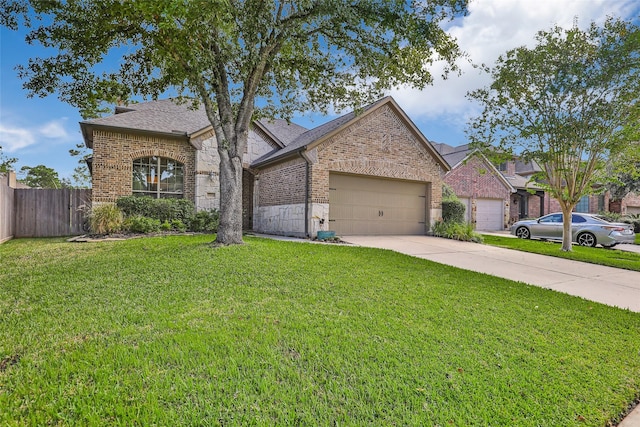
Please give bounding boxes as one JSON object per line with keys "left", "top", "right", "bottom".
{"left": 299, "top": 151, "right": 310, "bottom": 238}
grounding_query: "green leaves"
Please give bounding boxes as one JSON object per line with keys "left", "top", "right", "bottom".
{"left": 468, "top": 17, "right": 640, "bottom": 208}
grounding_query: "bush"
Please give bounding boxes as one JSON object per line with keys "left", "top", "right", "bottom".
{"left": 622, "top": 213, "right": 640, "bottom": 233}
{"left": 189, "top": 209, "right": 220, "bottom": 232}
{"left": 116, "top": 196, "right": 195, "bottom": 223}
{"left": 89, "top": 204, "right": 124, "bottom": 234}
{"left": 116, "top": 196, "right": 156, "bottom": 218}
{"left": 171, "top": 219, "right": 187, "bottom": 232}
{"left": 442, "top": 199, "right": 466, "bottom": 224}
{"left": 598, "top": 211, "right": 621, "bottom": 222}
{"left": 124, "top": 215, "right": 161, "bottom": 233}
{"left": 432, "top": 220, "right": 483, "bottom": 243}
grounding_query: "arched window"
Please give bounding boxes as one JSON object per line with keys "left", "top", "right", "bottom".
{"left": 132, "top": 156, "right": 184, "bottom": 198}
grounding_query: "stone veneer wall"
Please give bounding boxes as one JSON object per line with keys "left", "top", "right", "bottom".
{"left": 193, "top": 131, "right": 219, "bottom": 211}
{"left": 253, "top": 157, "right": 307, "bottom": 236}
{"left": 91, "top": 130, "right": 196, "bottom": 205}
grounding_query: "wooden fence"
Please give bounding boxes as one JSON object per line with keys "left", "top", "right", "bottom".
{"left": 0, "top": 173, "right": 92, "bottom": 242}
{"left": 0, "top": 173, "right": 15, "bottom": 243}
{"left": 14, "top": 189, "right": 91, "bottom": 238}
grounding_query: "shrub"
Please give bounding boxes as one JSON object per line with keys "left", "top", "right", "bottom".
{"left": 189, "top": 209, "right": 220, "bottom": 232}
{"left": 432, "top": 220, "right": 483, "bottom": 243}
{"left": 89, "top": 204, "right": 124, "bottom": 234}
{"left": 171, "top": 219, "right": 187, "bottom": 232}
{"left": 442, "top": 184, "right": 459, "bottom": 201}
{"left": 116, "top": 196, "right": 156, "bottom": 218}
{"left": 598, "top": 211, "right": 621, "bottom": 222}
{"left": 160, "top": 221, "right": 173, "bottom": 231}
{"left": 622, "top": 213, "right": 640, "bottom": 233}
{"left": 116, "top": 196, "right": 195, "bottom": 223}
{"left": 442, "top": 199, "right": 466, "bottom": 224}
{"left": 124, "top": 215, "right": 161, "bottom": 233}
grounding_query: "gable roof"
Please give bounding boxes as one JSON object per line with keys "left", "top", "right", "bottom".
{"left": 434, "top": 143, "right": 515, "bottom": 192}
{"left": 252, "top": 97, "right": 450, "bottom": 171}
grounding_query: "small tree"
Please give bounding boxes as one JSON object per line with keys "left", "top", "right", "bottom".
{"left": 0, "top": 145, "right": 17, "bottom": 173}
{"left": 68, "top": 143, "right": 92, "bottom": 188}
{"left": 10, "top": 0, "right": 467, "bottom": 245}
{"left": 468, "top": 18, "right": 640, "bottom": 251}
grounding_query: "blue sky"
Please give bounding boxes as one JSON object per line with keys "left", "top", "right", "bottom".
{"left": 1, "top": 0, "right": 638, "bottom": 181}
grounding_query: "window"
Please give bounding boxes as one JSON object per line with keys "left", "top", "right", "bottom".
{"left": 575, "top": 195, "right": 589, "bottom": 213}
{"left": 540, "top": 213, "right": 562, "bottom": 223}
{"left": 571, "top": 214, "right": 587, "bottom": 223}
{"left": 132, "top": 156, "right": 184, "bottom": 198}
{"left": 497, "top": 162, "right": 507, "bottom": 172}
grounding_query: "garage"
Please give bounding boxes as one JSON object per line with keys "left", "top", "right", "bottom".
{"left": 627, "top": 206, "right": 640, "bottom": 215}
{"left": 329, "top": 174, "right": 427, "bottom": 235}
{"left": 475, "top": 198, "right": 504, "bottom": 231}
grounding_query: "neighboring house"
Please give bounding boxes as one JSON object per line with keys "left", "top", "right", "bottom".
{"left": 80, "top": 96, "right": 449, "bottom": 237}
{"left": 610, "top": 192, "right": 640, "bottom": 215}
{"left": 434, "top": 143, "right": 614, "bottom": 230}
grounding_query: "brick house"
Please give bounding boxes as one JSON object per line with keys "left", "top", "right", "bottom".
{"left": 80, "top": 97, "right": 449, "bottom": 237}
{"left": 433, "top": 143, "right": 619, "bottom": 230}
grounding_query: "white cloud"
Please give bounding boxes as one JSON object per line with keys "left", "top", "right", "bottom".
{"left": 38, "top": 119, "right": 70, "bottom": 139}
{"left": 0, "top": 118, "right": 72, "bottom": 152}
{"left": 393, "top": 0, "right": 638, "bottom": 121}
{"left": 0, "top": 125, "right": 36, "bottom": 152}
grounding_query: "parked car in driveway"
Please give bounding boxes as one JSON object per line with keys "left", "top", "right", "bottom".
{"left": 510, "top": 212, "right": 636, "bottom": 248}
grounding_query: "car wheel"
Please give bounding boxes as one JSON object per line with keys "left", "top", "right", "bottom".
{"left": 515, "top": 226, "right": 530, "bottom": 239}
{"left": 577, "top": 232, "right": 597, "bottom": 247}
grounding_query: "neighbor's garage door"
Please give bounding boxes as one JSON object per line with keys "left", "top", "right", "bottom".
{"left": 329, "top": 174, "right": 427, "bottom": 235}
{"left": 627, "top": 206, "right": 640, "bottom": 214}
{"left": 475, "top": 198, "right": 504, "bottom": 231}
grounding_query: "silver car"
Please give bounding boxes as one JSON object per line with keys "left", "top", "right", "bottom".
{"left": 510, "top": 212, "right": 636, "bottom": 248}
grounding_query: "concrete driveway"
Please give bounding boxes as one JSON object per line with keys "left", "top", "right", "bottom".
{"left": 342, "top": 235, "right": 640, "bottom": 312}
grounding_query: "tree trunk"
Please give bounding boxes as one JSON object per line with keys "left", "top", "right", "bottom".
{"left": 215, "top": 152, "right": 244, "bottom": 245}
{"left": 560, "top": 204, "right": 573, "bottom": 252}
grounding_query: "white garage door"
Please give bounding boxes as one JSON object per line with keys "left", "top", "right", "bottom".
{"left": 476, "top": 198, "right": 504, "bottom": 231}
{"left": 329, "top": 174, "right": 427, "bottom": 235}
{"left": 627, "top": 206, "right": 640, "bottom": 215}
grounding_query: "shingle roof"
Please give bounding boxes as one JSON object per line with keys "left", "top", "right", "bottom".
{"left": 505, "top": 174, "right": 542, "bottom": 190}
{"left": 80, "top": 99, "right": 213, "bottom": 148}
{"left": 255, "top": 119, "right": 308, "bottom": 147}
{"left": 432, "top": 143, "right": 472, "bottom": 168}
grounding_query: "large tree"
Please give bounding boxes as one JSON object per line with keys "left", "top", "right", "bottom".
{"left": 11, "top": 0, "right": 467, "bottom": 245}
{"left": 467, "top": 17, "right": 640, "bottom": 251}
{"left": 19, "top": 164, "right": 63, "bottom": 188}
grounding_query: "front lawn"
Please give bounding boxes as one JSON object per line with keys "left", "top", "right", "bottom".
{"left": 1, "top": 236, "right": 639, "bottom": 426}
{"left": 481, "top": 235, "right": 640, "bottom": 272}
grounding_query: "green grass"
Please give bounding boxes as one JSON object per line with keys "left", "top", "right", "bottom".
{"left": 1, "top": 235, "right": 639, "bottom": 426}
{"left": 481, "top": 235, "right": 640, "bottom": 272}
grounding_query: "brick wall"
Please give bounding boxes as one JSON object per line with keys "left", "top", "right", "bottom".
{"left": 313, "top": 104, "right": 445, "bottom": 211}
{"left": 444, "top": 155, "right": 511, "bottom": 200}
{"left": 621, "top": 192, "right": 640, "bottom": 214}
{"left": 255, "top": 157, "right": 307, "bottom": 207}
{"left": 91, "top": 130, "right": 196, "bottom": 204}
